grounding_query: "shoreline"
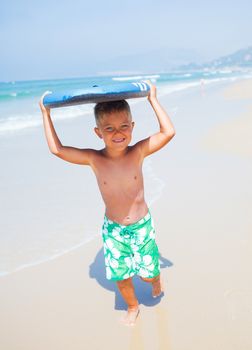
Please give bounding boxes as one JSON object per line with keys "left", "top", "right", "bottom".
{"left": 0, "top": 234, "right": 100, "bottom": 278}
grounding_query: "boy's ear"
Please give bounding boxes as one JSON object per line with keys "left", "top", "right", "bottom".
{"left": 131, "top": 121, "right": 135, "bottom": 129}
{"left": 94, "top": 127, "right": 103, "bottom": 139}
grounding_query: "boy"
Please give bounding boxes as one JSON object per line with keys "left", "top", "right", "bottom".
{"left": 39, "top": 82, "right": 175, "bottom": 326}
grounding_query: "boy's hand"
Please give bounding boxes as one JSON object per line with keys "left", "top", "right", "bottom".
{"left": 39, "top": 91, "right": 52, "bottom": 114}
{"left": 144, "top": 80, "right": 157, "bottom": 103}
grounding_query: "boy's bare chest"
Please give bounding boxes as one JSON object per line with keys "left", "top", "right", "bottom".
{"left": 91, "top": 151, "right": 143, "bottom": 190}
{"left": 95, "top": 160, "right": 141, "bottom": 183}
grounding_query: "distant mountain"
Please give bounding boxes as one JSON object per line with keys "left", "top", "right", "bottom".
{"left": 96, "top": 47, "right": 203, "bottom": 75}
{"left": 96, "top": 46, "right": 252, "bottom": 75}
{"left": 210, "top": 46, "right": 252, "bottom": 68}
{"left": 180, "top": 46, "right": 252, "bottom": 71}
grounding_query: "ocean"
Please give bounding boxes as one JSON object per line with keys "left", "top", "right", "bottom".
{"left": 0, "top": 69, "right": 250, "bottom": 135}
{"left": 0, "top": 69, "right": 251, "bottom": 277}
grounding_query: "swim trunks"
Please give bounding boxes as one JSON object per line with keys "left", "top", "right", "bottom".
{"left": 102, "top": 210, "right": 160, "bottom": 281}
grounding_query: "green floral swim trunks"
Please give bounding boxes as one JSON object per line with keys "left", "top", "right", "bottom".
{"left": 102, "top": 210, "right": 160, "bottom": 281}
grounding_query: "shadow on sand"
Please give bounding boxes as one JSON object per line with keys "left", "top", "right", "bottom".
{"left": 89, "top": 248, "right": 173, "bottom": 310}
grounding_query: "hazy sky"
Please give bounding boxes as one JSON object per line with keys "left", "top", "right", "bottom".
{"left": 1, "top": 0, "right": 252, "bottom": 81}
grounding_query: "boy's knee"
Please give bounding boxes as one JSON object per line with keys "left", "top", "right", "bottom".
{"left": 116, "top": 277, "right": 132, "bottom": 288}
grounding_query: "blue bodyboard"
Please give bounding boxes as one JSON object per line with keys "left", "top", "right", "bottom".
{"left": 43, "top": 82, "right": 150, "bottom": 108}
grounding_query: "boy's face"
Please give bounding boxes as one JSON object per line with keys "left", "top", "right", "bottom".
{"left": 94, "top": 110, "right": 134, "bottom": 150}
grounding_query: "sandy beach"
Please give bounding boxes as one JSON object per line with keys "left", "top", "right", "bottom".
{"left": 0, "top": 78, "right": 252, "bottom": 350}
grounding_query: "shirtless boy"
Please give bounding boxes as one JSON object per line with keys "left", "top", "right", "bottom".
{"left": 39, "top": 82, "right": 175, "bottom": 326}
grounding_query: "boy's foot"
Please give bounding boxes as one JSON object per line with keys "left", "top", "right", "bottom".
{"left": 121, "top": 307, "right": 140, "bottom": 326}
{"left": 152, "top": 276, "right": 164, "bottom": 298}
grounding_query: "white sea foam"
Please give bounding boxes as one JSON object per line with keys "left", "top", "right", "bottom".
{"left": 157, "top": 75, "right": 247, "bottom": 99}
{"left": 219, "top": 69, "right": 233, "bottom": 74}
{"left": 143, "top": 158, "right": 166, "bottom": 207}
{"left": 0, "top": 106, "right": 92, "bottom": 135}
{"left": 0, "top": 232, "right": 100, "bottom": 278}
{"left": 112, "top": 74, "right": 160, "bottom": 82}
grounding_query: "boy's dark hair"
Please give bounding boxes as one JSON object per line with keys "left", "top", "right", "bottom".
{"left": 94, "top": 100, "right": 131, "bottom": 124}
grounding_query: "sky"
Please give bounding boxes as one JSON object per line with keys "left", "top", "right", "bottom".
{"left": 1, "top": 0, "right": 252, "bottom": 81}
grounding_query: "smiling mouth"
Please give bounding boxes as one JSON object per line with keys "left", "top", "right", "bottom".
{"left": 112, "top": 138, "right": 125, "bottom": 143}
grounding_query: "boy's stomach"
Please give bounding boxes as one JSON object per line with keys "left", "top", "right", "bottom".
{"left": 102, "top": 191, "right": 149, "bottom": 226}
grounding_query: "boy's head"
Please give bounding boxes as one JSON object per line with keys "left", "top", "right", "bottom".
{"left": 93, "top": 100, "right": 134, "bottom": 150}
{"left": 94, "top": 100, "right": 131, "bottom": 126}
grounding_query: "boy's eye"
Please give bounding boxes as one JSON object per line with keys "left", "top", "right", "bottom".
{"left": 105, "top": 127, "right": 114, "bottom": 132}
{"left": 121, "top": 124, "right": 129, "bottom": 129}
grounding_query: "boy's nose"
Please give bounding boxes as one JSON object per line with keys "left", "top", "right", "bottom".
{"left": 114, "top": 128, "right": 123, "bottom": 135}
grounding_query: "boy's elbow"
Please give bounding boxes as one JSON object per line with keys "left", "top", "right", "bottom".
{"left": 170, "top": 129, "right": 176, "bottom": 138}
{"left": 50, "top": 146, "right": 62, "bottom": 156}
{"left": 164, "top": 129, "right": 176, "bottom": 142}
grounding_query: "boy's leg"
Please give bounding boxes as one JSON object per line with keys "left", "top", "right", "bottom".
{"left": 116, "top": 277, "right": 140, "bottom": 326}
{"left": 140, "top": 274, "right": 163, "bottom": 297}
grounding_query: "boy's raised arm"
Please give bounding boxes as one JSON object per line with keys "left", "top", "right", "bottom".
{"left": 39, "top": 92, "right": 92, "bottom": 165}
{"left": 137, "top": 82, "right": 175, "bottom": 158}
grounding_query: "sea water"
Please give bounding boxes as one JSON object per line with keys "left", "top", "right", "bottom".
{"left": 0, "top": 69, "right": 251, "bottom": 277}
{"left": 1, "top": 69, "right": 250, "bottom": 135}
